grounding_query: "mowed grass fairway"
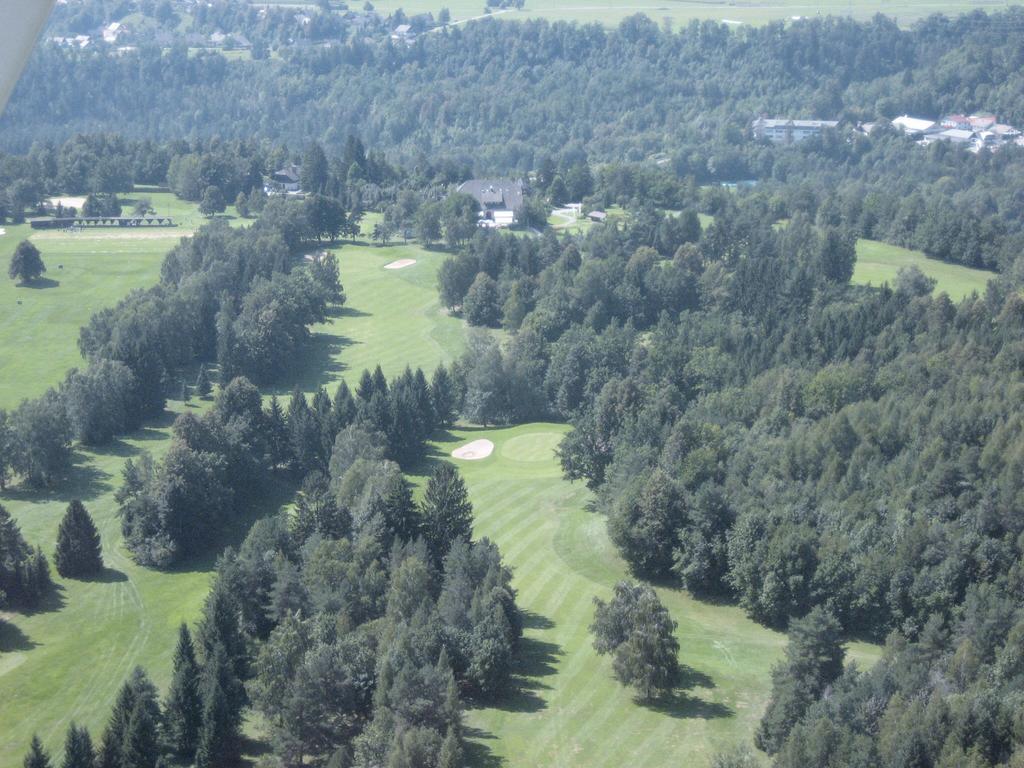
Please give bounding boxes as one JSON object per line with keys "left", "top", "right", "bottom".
{"left": 0, "top": 240, "right": 461, "bottom": 767}
{"left": 853, "top": 238, "right": 996, "bottom": 301}
{"left": 301, "top": 242, "right": 468, "bottom": 391}
{"left": 418, "top": 425, "right": 881, "bottom": 768}
{"left": 0, "top": 191, "right": 238, "bottom": 409}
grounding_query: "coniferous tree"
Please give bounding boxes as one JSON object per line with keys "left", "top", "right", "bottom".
{"left": 23, "top": 734, "right": 51, "bottom": 768}
{"left": 430, "top": 366, "right": 456, "bottom": 428}
{"left": 371, "top": 365, "right": 388, "bottom": 398}
{"left": 60, "top": 724, "right": 94, "bottom": 768}
{"left": 355, "top": 369, "right": 375, "bottom": 402}
{"left": 96, "top": 667, "right": 159, "bottom": 768}
{"left": 164, "top": 623, "right": 202, "bottom": 759}
{"left": 196, "top": 577, "right": 248, "bottom": 715}
{"left": 438, "top": 727, "right": 461, "bottom": 768}
{"left": 196, "top": 644, "right": 241, "bottom": 768}
{"left": 195, "top": 365, "right": 212, "bottom": 398}
{"left": 379, "top": 478, "right": 421, "bottom": 546}
{"left": 756, "top": 607, "right": 845, "bottom": 754}
{"left": 263, "top": 395, "right": 291, "bottom": 469}
{"left": 120, "top": 697, "right": 159, "bottom": 768}
{"left": 96, "top": 680, "right": 135, "bottom": 768}
{"left": 420, "top": 463, "right": 473, "bottom": 565}
{"left": 332, "top": 380, "right": 357, "bottom": 432}
{"left": 54, "top": 500, "right": 103, "bottom": 578}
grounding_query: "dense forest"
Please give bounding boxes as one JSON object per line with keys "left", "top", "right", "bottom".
{"left": 5, "top": 9, "right": 1024, "bottom": 168}
{"left": 427, "top": 178, "right": 1024, "bottom": 763}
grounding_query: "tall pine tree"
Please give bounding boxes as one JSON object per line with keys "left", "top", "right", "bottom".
{"left": 420, "top": 463, "right": 473, "bottom": 565}
{"left": 430, "top": 364, "right": 456, "bottom": 427}
{"left": 54, "top": 500, "right": 103, "bottom": 578}
{"left": 60, "top": 724, "right": 93, "bottom": 768}
{"left": 164, "top": 623, "right": 202, "bottom": 759}
{"left": 195, "top": 644, "right": 241, "bottom": 768}
{"left": 23, "top": 734, "right": 51, "bottom": 768}
{"left": 756, "top": 607, "right": 845, "bottom": 754}
{"left": 120, "top": 697, "right": 159, "bottom": 768}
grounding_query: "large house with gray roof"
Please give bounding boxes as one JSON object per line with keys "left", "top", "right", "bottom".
{"left": 457, "top": 179, "right": 525, "bottom": 227}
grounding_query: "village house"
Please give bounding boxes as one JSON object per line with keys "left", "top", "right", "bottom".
{"left": 457, "top": 179, "right": 525, "bottom": 228}
{"left": 391, "top": 24, "right": 415, "bottom": 43}
{"left": 266, "top": 164, "right": 302, "bottom": 195}
{"left": 101, "top": 22, "right": 128, "bottom": 44}
{"left": 969, "top": 114, "right": 997, "bottom": 131}
{"left": 751, "top": 118, "right": 840, "bottom": 143}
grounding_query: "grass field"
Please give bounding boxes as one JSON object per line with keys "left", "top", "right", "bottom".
{"left": 412, "top": 425, "right": 880, "bottom": 768}
{"left": 271, "top": 0, "right": 1022, "bottom": 28}
{"left": 0, "top": 191, "right": 242, "bottom": 409}
{"left": 853, "top": 239, "right": 995, "bottom": 301}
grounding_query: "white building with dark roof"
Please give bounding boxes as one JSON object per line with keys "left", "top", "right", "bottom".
{"left": 457, "top": 179, "right": 525, "bottom": 227}
{"left": 751, "top": 118, "right": 839, "bottom": 143}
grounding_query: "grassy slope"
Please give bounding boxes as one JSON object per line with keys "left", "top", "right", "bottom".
{"left": 413, "top": 426, "right": 880, "bottom": 768}
{"left": 0, "top": 192, "right": 239, "bottom": 409}
{"left": 0, "top": 238, "right": 461, "bottom": 767}
{"left": 853, "top": 238, "right": 995, "bottom": 301}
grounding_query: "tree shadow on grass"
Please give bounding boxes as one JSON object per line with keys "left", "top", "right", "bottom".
{"left": 77, "top": 566, "right": 128, "bottom": 584}
{"left": 1, "top": 452, "right": 111, "bottom": 505}
{"left": 522, "top": 610, "right": 555, "bottom": 631}
{"left": 636, "top": 664, "right": 732, "bottom": 720}
{"left": 239, "top": 734, "right": 273, "bottom": 767}
{"left": 264, "top": 333, "right": 351, "bottom": 397}
{"left": 462, "top": 725, "right": 503, "bottom": 768}
{"left": 326, "top": 304, "right": 371, "bottom": 319}
{"left": 641, "top": 689, "right": 732, "bottom": 720}
{"left": 22, "top": 582, "right": 67, "bottom": 616}
{"left": 0, "top": 620, "right": 37, "bottom": 652}
{"left": 470, "top": 611, "right": 561, "bottom": 716}
{"left": 20, "top": 277, "right": 60, "bottom": 289}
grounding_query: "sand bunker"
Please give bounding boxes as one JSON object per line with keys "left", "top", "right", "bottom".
{"left": 451, "top": 439, "right": 494, "bottom": 460}
{"left": 384, "top": 258, "right": 417, "bottom": 270}
{"left": 0, "top": 228, "right": 6, "bottom": 236}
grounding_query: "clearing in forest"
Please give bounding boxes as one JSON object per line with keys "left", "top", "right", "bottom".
{"left": 853, "top": 239, "right": 996, "bottom": 301}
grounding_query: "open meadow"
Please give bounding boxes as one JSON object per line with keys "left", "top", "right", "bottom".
{"left": 852, "top": 238, "right": 996, "bottom": 301}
